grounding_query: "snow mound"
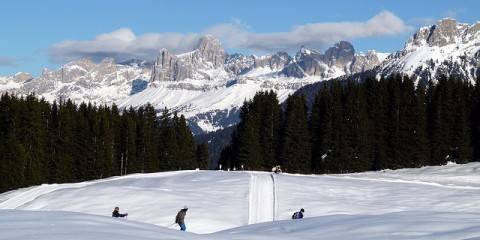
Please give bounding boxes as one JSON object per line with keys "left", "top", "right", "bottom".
{"left": 218, "top": 211, "right": 480, "bottom": 240}
{"left": 0, "top": 210, "right": 205, "bottom": 240}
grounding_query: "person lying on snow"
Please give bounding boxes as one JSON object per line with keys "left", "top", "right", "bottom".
{"left": 292, "top": 208, "right": 304, "bottom": 219}
{"left": 112, "top": 207, "right": 128, "bottom": 218}
{"left": 175, "top": 206, "right": 188, "bottom": 231}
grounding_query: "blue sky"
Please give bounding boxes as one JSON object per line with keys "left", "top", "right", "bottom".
{"left": 0, "top": 0, "right": 478, "bottom": 75}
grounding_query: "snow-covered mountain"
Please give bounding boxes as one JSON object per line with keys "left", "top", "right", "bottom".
{"left": 0, "top": 58, "right": 151, "bottom": 104}
{"left": 0, "top": 36, "right": 383, "bottom": 133}
{"left": 379, "top": 18, "right": 480, "bottom": 83}
{"left": 1, "top": 18, "right": 479, "bottom": 133}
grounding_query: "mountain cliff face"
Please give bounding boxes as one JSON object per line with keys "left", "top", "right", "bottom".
{"left": 150, "top": 35, "right": 229, "bottom": 82}
{"left": 280, "top": 41, "right": 382, "bottom": 79}
{"left": 379, "top": 18, "right": 480, "bottom": 83}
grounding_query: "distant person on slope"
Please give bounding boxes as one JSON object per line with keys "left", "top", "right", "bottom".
{"left": 112, "top": 207, "right": 128, "bottom": 218}
{"left": 175, "top": 206, "right": 188, "bottom": 231}
{"left": 292, "top": 208, "right": 304, "bottom": 219}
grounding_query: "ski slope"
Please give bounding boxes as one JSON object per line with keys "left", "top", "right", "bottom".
{"left": 248, "top": 173, "right": 276, "bottom": 224}
{"left": 3, "top": 162, "right": 480, "bottom": 239}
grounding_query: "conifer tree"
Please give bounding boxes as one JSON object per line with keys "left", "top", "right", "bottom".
{"left": 413, "top": 83, "right": 429, "bottom": 167}
{"left": 143, "top": 104, "right": 158, "bottom": 172}
{"left": 280, "top": 94, "right": 311, "bottom": 173}
{"left": 196, "top": 142, "right": 209, "bottom": 169}
{"left": 310, "top": 85, "right": 331, "bottom": 173}
{"left": 236, "top": 101, "right": 262, "bottom": 170}
{"left": 342, "top": 81, "right": 371, "bottom": 172}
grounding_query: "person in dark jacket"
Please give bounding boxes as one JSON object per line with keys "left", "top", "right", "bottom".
{"left": 292, "top": 208, "right": 304, "bottom": 219}
{"left": 175, "top": 206, "right": 188, "bottom": 231}
{"left": 112, "top": 207, "right": 128, "bottom": 218}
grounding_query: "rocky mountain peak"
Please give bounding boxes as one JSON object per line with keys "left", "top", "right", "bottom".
{"left": 408, "top": 18, "right": 471, "bottom": 48}
{"left": 64, "top": 58, "right": 96, "bottom": 71}
{"left": 324, "top": 41, "right": 355, "bottom": 68}
{"left": 427, "top": 18, "right": 467, "bottom": 47}
{"left": 99, "top": 57, "right": 116, "bottom": 66}
{"left": 13, "top": 72, "right": 33, "bottom": 83}
{"left": 253, "top": 52, "right": 291, "bottom": 70}
{"left": 150, "top": 35, "right": 229, "bottom": 82}
{"left": 296, "top": 46, "right": 321, "bottom": 59}
{"left": 195, "top": 35, "right": 226, "bottom": 68}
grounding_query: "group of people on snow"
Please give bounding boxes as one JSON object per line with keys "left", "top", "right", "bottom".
{"left": 111, "top": 206, "right": 189, "bottom": 231}
{"left": 112, "top": 206, "right": 305, "bottom": 232}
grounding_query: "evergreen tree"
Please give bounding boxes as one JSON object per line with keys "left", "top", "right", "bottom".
{"left": 429, "top": 77, "right": 454, "bottom": 165}
{"left": 363, "top": 77, "right": 388, "bottom": 170}
{"left": 196, "top": 142, "right": 209, "bottom": 169}
{"left": 280, "top": 94, "right": 311, "bottom": 173}
{"left": 413, "top": 83, "right": 429, "bottom": 167}
{"left": 310, "top": 85, "right": 331, "bottom": 173}
{"left": 342, "top": 81, "right": 371, "bottom": 172}
{"left": 236, "top": 101, "right": 262, "bottom": 170}
{"left": 143, "top": 104, "right": 158, "bottom": 172}
{"left": 449, "top": 77, "right": 472, "bottom": 163}
{"left": 397, "top": 76, "right": 418, "bottom": 168}
{"left": 56, "top": 100, "right": 76, "bottom": 182}
{"left": 174, "top": 114, "right": 196, "bottom": 169}
{"left": 0, "top": 132, "right": 27, "bottom": 191}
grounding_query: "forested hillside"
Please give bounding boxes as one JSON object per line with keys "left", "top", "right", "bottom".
{"left": 220, "top": 75, "right": 480, "bottom": 173}
{"left": 0, "top": 94, "right": 207, "bottom": 193}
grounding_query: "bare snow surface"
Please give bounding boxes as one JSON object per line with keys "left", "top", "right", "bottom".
{"left": 3, "top": 163, "right": 480, "bottom": 239}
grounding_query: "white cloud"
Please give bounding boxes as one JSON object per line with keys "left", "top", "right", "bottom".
{"left": 48, "top": 10, "right": 411, "bottom": 63}
{"left": 48, "top": 28, "right": 201, "bottom": 63}
{"left": 0, "top": 56, "right": 18, "bottom": 67}
{"left": 211, "top": 11, "right": 411, "bottom": 52}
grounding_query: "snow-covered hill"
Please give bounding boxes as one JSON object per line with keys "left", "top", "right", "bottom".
{"left": 3, "top": 162, "right": 480, "bottom": 239}
{"left": 380, "top": 18, "right": 480, "bottom": 83}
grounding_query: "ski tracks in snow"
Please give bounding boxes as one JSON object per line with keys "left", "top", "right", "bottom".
{"left": 248, "top": 173, "right": 277, "bottom": 224}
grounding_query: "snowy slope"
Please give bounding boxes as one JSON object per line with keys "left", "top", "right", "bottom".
{"left": 117, "top": 77, "right": 317, "bottom": 132}
{"left": 0, "top": 171, "right": 250, "bottom": 234}
{"left": 0, "top": 210, "right": 207, "bottom": 240}
{"left": 3, "top": 162, "right": 480, "bottom": 239}
{"left": 217, "top": 211, "right": 480, "bottom": 240}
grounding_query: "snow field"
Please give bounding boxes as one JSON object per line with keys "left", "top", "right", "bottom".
{"left": 3, "top": 162, "right": 480, "bottom": 239}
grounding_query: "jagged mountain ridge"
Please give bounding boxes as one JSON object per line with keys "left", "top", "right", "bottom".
{"left": 379, "top": 18, "right": 480, "bottom": 83}
{"left": 0, "top": 35, "right": 383, "bottom": 133}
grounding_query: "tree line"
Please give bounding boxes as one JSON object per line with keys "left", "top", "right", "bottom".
{"left": 219, "top": 75, "right": 480, "bottom": 173}
{"left": 0, "top": 94, "right": 208, "bottom": 193}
